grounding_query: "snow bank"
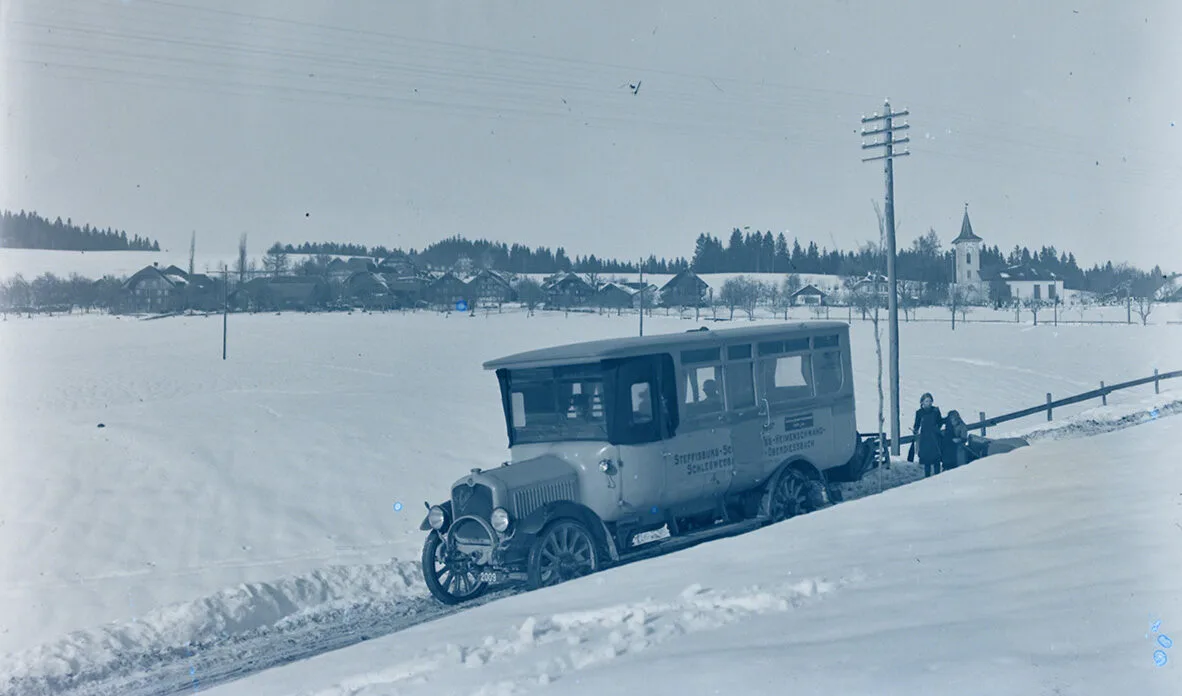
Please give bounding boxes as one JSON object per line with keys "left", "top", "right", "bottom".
{"left": 0, "top": 560, "right": 425, "bottom": 695}
{"left": 208, "top": 415, "right": 1182, "bottom": 696}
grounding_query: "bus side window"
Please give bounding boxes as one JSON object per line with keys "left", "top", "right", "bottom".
{"left": 813, "top": 351, "right": 843, "bottom": 394}
{"left": 725, "top": 361, "right": 756, "bottom": 409}
{"left": 682, "top": 365, "right": 723, "bottom": 415}
{"left": 631, "top": 381, "right": 654, "bottom": 424}
{"left": 759, "top": 353, "right": 815, "bottom": 402}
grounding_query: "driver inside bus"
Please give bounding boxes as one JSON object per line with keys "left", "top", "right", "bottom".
{"left": 701, "top": 379, "right": 722, "bottom": 411}
{"left": 569, "top": 392, "right": 594, "bottom": 420}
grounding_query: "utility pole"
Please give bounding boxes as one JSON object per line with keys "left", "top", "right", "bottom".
{"left": 638, "top": 258, "right": 645, "bottom": 337}
{"left": 222, "top": 266, "right": 228, "bottom": 360}
{"left": 862, "top": 100, "right": 910, "bottom": 456}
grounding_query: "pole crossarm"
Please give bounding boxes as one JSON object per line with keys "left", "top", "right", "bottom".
{"left": 861, "top": 109, "right": 909, "bottom": 124}
{"left": 862, "top": 151, "right": 912, "bottom": 163}
{"left": 861, "top": 124, "right": 911, "bottom": 138}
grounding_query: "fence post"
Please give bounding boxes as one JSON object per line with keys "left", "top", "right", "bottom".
{"left": 1100, "top": 381, "right": 1106, "bottom": 406}
{"left": 979, "top": 411, "right": 987, "bottom": 436}
{"left": 1154, "top": 368, "right": 1160, "bottom": 394}
{"left": 1046, "top": 393, "right": 1053, "bottom": 421}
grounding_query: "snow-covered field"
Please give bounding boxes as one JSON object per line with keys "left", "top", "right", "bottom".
{"left": 1, "top": 310, "right": 1180, "bottom": 694}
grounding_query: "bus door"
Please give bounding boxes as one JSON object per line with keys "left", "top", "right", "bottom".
{"left": 723, "top": 343, "right": 767, "bottom": 493}
{"left": 663, "top": 347, "right": 730, "bottom": 508}
{"left": 754, "top": 337, "right": 827, "bottom": 467}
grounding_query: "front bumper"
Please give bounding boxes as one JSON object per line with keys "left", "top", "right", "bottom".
{"left": 442, "top": 514, "right": 529, "bottom": 581}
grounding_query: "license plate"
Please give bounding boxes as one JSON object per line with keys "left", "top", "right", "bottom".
{"left": 478, "top": 571, "right": 499, "bottom": 583}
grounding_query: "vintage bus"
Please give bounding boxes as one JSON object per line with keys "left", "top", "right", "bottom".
{"left": 419, "top": 321, "right": 874, "bottom": 604}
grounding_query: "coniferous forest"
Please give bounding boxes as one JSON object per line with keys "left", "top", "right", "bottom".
{"left": 0, "top": 210, "right": 160, "bottom": 251}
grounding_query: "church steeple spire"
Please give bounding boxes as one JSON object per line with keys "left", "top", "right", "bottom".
{"left": 954, "top": 203, "right": 983, "bottom": 243}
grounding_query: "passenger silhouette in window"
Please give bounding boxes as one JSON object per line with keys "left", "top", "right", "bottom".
{"left": 701, "top": 379, "right": 722, "bottom": 410}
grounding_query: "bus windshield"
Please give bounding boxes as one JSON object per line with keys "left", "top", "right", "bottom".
{"left": 505, "top": 365, "right": 608, "bottom": 444}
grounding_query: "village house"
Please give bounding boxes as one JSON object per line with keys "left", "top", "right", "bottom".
{"left": 376, "top": 251, "right": 418, "bottom": 277}
{"left": 467, "top": 269, "right": 517, "bottom": 305}
{"left": 543, "top": 272, "right": 595, "bottom": 308}
{"left": 659, "top": 270, "right": 710, "bottom": 308}
{"left": 595, "top": 282, "right": 635, "bottom": 310}
{"left": 230, "top": 276, "right": 329, "bottom": 311}
{"left": 621, "top": 281, "right": 659, "bottom": 307}
{"left": 120, "top": 264, "right": 185, "bottom": 313}
{"left": 789, "top": 283, "right": 827, "bottom": 306}
{"left": 994, "top": 264, "right": 1064, "bottom": 303}
{"left": 326, "top": 257, "right": 378, "bottom": 284}
{"left": 424, "top": 272, "right": 470, "bottom": 307}
{"left": 345, "top": 271, "right": 393, "bottom": 307}
{"left": 120, "top": 263, "right": 222, "bottom": 313}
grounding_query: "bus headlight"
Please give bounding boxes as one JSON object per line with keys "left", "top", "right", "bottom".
{"left": 428, "top": 505, "right": 446, "bottom": 530}
{"left": 490, "top": 507, "right": 511, "bottom": 532}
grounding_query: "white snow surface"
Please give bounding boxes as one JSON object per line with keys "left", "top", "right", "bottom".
{"left": 1, "top": 310, "right": 1180, "bottom": 694}
{"left": 207, "top": 420, "right": 1182, "bottom": 696}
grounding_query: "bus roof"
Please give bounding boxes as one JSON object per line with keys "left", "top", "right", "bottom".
{"left": 482, "top": 321, "right": 849, "bottom": 370}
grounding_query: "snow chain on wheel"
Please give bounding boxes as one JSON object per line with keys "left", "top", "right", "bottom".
{"left": 765, "top": 468, "right": 815, "bottom": 524}
{"left": 421, "top": 531, "right": 488, "bottom": 605}
{"left": 526, "top": 519, "right": 599, "bottom": 590}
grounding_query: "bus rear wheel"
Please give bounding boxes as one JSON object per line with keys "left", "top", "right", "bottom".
{"left": 766, "top": 469, "right": 814, "bottom": 523}
{"left": 526, "top": 519, "right": 600, "bottom": 590}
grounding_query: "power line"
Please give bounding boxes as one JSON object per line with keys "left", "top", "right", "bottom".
{"left": 14, "top": 1, "right": 1166, "bottom": 164}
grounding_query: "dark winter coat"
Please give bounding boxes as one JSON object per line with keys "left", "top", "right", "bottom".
{"left": 941, "top": 414, "right": 970, "bottom": 469}
{"left": 912, "top": 406, "right": 944, "bottom": 464}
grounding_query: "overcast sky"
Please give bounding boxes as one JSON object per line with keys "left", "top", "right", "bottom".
{"left": 2, "top": 0, "right": 1180, "bottom": 271}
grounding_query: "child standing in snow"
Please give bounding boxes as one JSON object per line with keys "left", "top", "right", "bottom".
{"left": 912, "top": 392, "right": 944, "bottom": 477}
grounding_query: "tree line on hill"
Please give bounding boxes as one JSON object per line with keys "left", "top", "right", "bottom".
{"left": 276, "top": 228, "right": 1164, "bottom": 297}
{"left": 0, "top": 210, "right": 160, "bottom": 251}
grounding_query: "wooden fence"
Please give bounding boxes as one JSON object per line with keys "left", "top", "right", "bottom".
{"left": 865, "top": 367, "right": 1182, "bottom": 447}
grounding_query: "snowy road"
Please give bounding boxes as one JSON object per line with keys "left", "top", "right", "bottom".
{"left": 8, "top": 393, "right": 1181, "bottom": 696}
{"left": 5, "top": 586, "right": 517, "bottom": 696}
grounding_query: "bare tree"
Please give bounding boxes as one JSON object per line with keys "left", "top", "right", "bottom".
{"left": 898, "top": 280, "right": 922, "bottom": 321}
{"left": 948, "top": 284, "right": 965, "bottom": 330}
{"left": 236, "top": 234, "right": 249, "bottom": 284}
{"left": 263, "top": 243, "right": 290, "bottom": 277}
{"left": 583, "top": 270, "right": 602, "bottom": 290}
{"left": 1073, "top": 293, "right": 1093, "bottom": 322}
{"left": 1134, "top": 295, "right": 1154, "bottom": 325}
{"left": 766, "top": 281, "right": 782, "bottom": 319}
{"left": 719, "top": 276, "right": 745, "bottom": 320}
{"left": 740, "top": 279, "right": 765, "bottom": 320}
{"left": 1024, "top": 297, "right": 1045, "bottom": 325}
{"left": 870, "top": 200, "right": 888, "bottom": 469}
{"left": 188, "top": 231, "right": 196, "bottom": 276}
{"left": 453, "top": 255, "right": 475, "bottom": 277}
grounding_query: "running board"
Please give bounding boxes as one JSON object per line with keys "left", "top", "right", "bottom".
{"left": 620, "top": 518, "right": 764, "bottom": 563}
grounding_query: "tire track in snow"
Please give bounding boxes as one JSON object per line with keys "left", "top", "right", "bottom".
{"left": 319, "top": 576, "right": 859, "bottom": 696}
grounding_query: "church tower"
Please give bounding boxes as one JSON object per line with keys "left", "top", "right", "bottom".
{"left": 952, "top": 203, "right": 983, "bottom": 289}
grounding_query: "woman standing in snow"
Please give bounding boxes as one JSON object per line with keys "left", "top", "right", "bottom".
{"left": 912, "top": 392, "right": 944, "bottom": 477}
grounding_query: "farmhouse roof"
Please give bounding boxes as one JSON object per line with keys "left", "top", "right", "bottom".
{"left": 790, "top": 283, "right": 826, "bottom": 297}
{"left": 996, "top": 264, "right": 1059, "bottom": 282}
